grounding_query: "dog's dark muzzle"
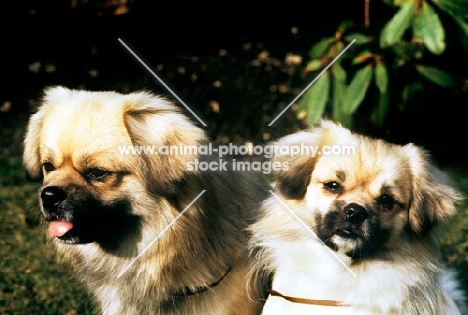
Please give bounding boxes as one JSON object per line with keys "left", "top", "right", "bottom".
{"left": 38, "top": 185, "right": 141, "bottom": 250}
{"left": 344, "top": 203, "right": 368, "bottom": 224}
{"left": 39, "top": 185, "right": 96, "bottom": 243}
{"left": 335, "top": 203, "right": 369, "bottom": 238}
{"left": 40, "top": 186, "right": 68, "bottom": 219}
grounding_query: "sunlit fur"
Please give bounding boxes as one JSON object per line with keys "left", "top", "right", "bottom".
{"left": 23, "top": 86, "right": 271, "bottom": 315}
{"left": 248, "top": 120, "right": 466, "bottom": 315}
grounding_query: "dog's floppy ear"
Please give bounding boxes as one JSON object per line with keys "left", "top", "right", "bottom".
{"left": 22, "top": 86, "right": 71, "bottom": 180}
{"left": 23, "top": 110, "right": 44, "bottom": 179}
{"left": 272, "top": 119, "right": 353, "bottom": 200}
{"left": 23, "top": 100, "right": 49, "bottom": 181}
{"left": 272, "top": 131, "right": 317, "bottom": 200}
{"left": 123, "top": 92, "right": 205, "bottom": 197}
{"left": 272, "top": 124, "right": 329, "bottom": 200}
{"left": 403, "top": 144, "right": 462, "bottom": 235}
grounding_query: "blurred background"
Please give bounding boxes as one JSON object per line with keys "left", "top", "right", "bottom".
{"left": 1, "top": 1, "right": 468, "bottom": 314}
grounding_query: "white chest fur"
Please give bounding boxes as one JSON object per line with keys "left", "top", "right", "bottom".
{"left": 262, "top": 239, "right": 446, "bottom": 315}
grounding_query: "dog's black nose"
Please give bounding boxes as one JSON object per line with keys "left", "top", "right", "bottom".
{"left": 344, "top": 203, "right": 368, "bottom": 224}
{"left": 41, "top": 186, "right": 67, "bottom": 209}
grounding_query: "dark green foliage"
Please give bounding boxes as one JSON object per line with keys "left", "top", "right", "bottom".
{"left": 296, "top": 0, "right": 468, "bottom": 128}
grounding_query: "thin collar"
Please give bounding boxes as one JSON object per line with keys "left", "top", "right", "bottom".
{"left": 269, "top": 289, "right": 349, "bottom": 307}
{"left": 173, "top": 266, "right": 233, "bottom": 297}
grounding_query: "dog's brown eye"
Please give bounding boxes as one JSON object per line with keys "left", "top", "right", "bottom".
{"left": 324, "top": 181, "right": 342, "bottom": 193}
{"left": 378, "top": 194, "right": 395, "bottom": 209}
{"left": 42, "top": 162, "right": 55, "bottom": 173}
{"left": 86, "top": 168, "right": 109, "bottom": 181}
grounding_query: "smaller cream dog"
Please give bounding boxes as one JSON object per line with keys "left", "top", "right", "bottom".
{"left": 248, "top": 120, "right": 466, "bottom": 315}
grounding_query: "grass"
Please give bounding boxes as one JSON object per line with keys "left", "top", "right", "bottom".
{"left": 0, "top": 150, "right": 95, "bottom": 314}
{"left": 1, "top": 137, "right": 467, "bottom": 314}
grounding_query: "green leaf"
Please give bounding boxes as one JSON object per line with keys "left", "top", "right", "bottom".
{"left": 331, "top": 64, "right": 348, "bottom": 125}
{"left": 401, "top": 81, "right": 424, "bottom": 103}
{"left": 333, "top": 80, "right": 346, "bottom": 113}
{"left": 416, "top": 65, "right": 454, "bottom": 87}
{"left": 454, "top": 17, "right": 468, "bottom": 50}
{"left": 309, "top": 38, "right": 334, "bottom": 59}
{"left": 382, "top": 0, "right": 411, "bottom": 6}
{"left": 400, "top": 81, "right": 424, "bottom": 111}
{"left": 330, "top": 42, "right": 345, "bottom": 58}
{"left": 295, "top": 96, "right": 308, "bottom": 113}
{"left": 344, "top": 33, "right": 371, "bottom": 44}
{"left": 395, "top": 0, "right": 411, "bottom": 5}
{"left": 337, "top": 20, "right": 353, "bottom": 33}
{"left": 380, "top": 1, "right": 416, "bottom": 48}
{"left": 432, "top": 0, "right": 468, "bottom": 19}
{"left": 297, "top": 71, "right": 330, "bottom": 125}
{"left": 306, "top": 59, "right": 323, "bottom": 72}
{"left": 344, "top": 65, "right": 374, "bottom": 114}
{"left": 374, "top": 62, "right": 389, "bottom": 93}
{"left": 352, "top": 50, "right": 373, "bottom": 65}
{"left": 371, "top": 93, "right": 390, "bottom": 127}
{"left": 332, "top": 77, "right": 349, "bottom": 125}
{"left": 391, "top": 41, "right": 417, "bottom": 60}
{"left": 413, "top": 2, "right": 446, "bottom": 55}
{"left": 331, "top": 63, "right": 347, "bottom": 82}
{"left": 453, "top": 17, "right": 468, "bottom": 42}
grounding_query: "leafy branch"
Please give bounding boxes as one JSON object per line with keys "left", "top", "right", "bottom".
{"left": 297, "top": 0, "right": 468, "bottom": 127}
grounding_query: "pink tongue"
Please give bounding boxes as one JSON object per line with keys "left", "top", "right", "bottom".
{"left": 48, "top": 221, "right": 74, "bottom": 237}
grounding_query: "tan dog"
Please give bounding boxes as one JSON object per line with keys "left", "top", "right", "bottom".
{"left": 23, "top": 86, "right": 270, "bottom": 315}
{"left": 248, "top": 120, "right": 466, "bottom": 315}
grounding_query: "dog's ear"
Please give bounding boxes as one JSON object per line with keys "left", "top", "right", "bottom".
{"left": 23, "top": 103, "right": 47, "bottom": 181}
{"left": 272, "top": 119, "right": 353, "bottom": 200}
{"left": 23, "top": 86, "right": 69, "bottom": 181}
{"left": 403, "top": 144, "right": 462, "bottom": 235}
{"left": 123, "top": 92, "right": 205, "bottom": 197}
{"left": 272, "top": 125, "right": 326, "bottom": 200}
{"left": 273, "top": 136, "right": 316, "bottom": 200}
